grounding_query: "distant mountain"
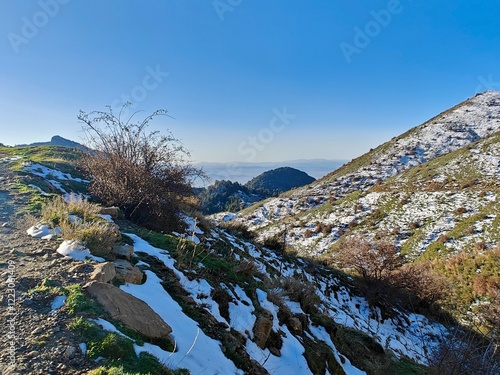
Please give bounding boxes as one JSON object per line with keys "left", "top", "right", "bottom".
{"left": 19, "top": 135, "right": 87, "bottom": 150}
{"left": 245, "top": 166, "right": 315, "bottom": 196}
{"left": 197, "top": 180, "right": 264, "bottom": 214}
{"left": 195, "top": 159, "right": 346, "bottom": 186}
{"left": 197, "top": 167, "right": 316, "bottom": 214}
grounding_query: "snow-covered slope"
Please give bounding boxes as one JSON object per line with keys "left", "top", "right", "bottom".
{"left": 115, "top": 229, "right": 446, "bottom": 374}
{"left": 230, "top": 91, "right": 500, "bottom": 257}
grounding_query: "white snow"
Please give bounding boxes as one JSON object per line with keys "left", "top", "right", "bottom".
{"left": 23, "top": 163, "right": 88, "bottom": 183}
{"left": 121, "top": 271, "right": 244, "bottom": 374}
{"left": 79, "top": 343, "right": 87, "bottom": 355}
{"left": 309, "top": 324, "right": 366, "bottom": 375}
{"left": 56, "top": 240, "right": 104, "bottom": 262}
{"left": 26, "top": 224, "right": 62, "bottom": 240}
{"left": 50, "top": 295, "right": 66, "bottom": 312}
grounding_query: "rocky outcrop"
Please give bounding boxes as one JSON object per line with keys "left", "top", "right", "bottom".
{"left": 114, "top": 259, "right": 143, "bottom": 284}
{"left": 253, "top": 310, "right": 273, "bottom": 349}
{"left": 89, "top": 262, "right": 116, "bottom": 283}
{"left": 85, "top": 281, "right": 172, "bottom": 339}
{"left": 113, "top": 244, "right": 134, "bottom": 259}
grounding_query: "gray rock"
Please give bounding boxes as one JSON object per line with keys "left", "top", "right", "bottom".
{"left": 113, "top": 244, "right": 134, "bottom": 259}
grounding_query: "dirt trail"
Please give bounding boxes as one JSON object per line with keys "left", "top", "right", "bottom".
{"left": 0, "top": 162, "right": 94, "bottom": 374}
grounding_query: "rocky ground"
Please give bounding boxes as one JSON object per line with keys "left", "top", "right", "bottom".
{"left": 0, "top": 163, "right": 96, "bottom": 375}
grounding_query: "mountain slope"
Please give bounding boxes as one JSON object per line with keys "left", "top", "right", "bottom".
{"left": 198, "top": 167, "right": 316, "bottom": 214}
{"left": 233, "top": 91, "right": 500, "bottom": 247}
{"left": 18, "top": 135, "right": 88, "bottom": 150}
{"left": 245, "top": 166, "right": 316, "bottom": 196}
{"left": 1, "top": 145, "right": 467, "bottom": 375}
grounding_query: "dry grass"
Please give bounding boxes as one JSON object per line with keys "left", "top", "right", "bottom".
{"left": 39, "top": 195, "right": 120, "bottom": 258}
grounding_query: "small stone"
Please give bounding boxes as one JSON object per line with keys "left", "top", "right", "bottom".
{"left": 90, "top": 262, "right": 116, "bottom": 283}
{"left": 269, "top": 347, "right": 281, "bottom": 357}
{"left": 114, "top": 259, "right": 143, "bottom": 284}
{"left": 57, "top": 363, "right": 68, "bottom": 370}
{"left": 288, "top": 317, "right": 303, "bottom": 332}
{"left": 27, "top": 350, "right": 39, "bottom": 357}
{"left": 63, "top": 346, "right": 76, "bottom": 359}
{"left": 31, "top": 326, "right": 44, "bottom": 335}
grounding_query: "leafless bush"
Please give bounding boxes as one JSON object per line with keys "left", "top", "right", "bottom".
{"left": 334, "top": 237, "right": 403, "bottom": 282}
{"left": 428, "top": 329, "right": 500, "bottom": 375}
{"left": 79, "top": 105, "right": 203, "bottom": 232}
{"left": 268, "top": 276, "right": 321, "bottom": 315}
{"left": 394, "top": 262, "right": 450, "bottom": 308}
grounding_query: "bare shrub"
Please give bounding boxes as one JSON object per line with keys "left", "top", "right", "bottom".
{"left": 79, "top": 105, "right": 203, "bottom": 232}
{"left": 394, "top": 262, "right": 450, "bottom": 308}
{"left": 334, "top": 237, "right": 403, "bottom": 282}
{"left": 220, "top": 221, "right": 254, "bottom": 240}
{"left": 428, "top": 329, "right": 500, "bottom": 375}
{"left": 269, "top": 276, "right": 322, "bottom": 315}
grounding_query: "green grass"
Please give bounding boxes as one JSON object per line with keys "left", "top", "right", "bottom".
{"left": 70, "top": 318, "right": 185, "bottom": 375}
{"left": 64, "top": 284, "right": 105, "bottom": 316}
{"left": 28, "top": 278, "right": 62, "bottom": 295}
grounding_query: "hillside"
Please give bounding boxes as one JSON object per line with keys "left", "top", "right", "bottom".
{"left": 0, "top": 145, "right": 488, "bottom": 374}
{"left": 245, "top": 167, "right": 316, "bottom": 196}
{"left": 197, "top": 180, "right": 264, "bottom": 214}
{"left": 219, "top": 91, "right": 500, "bottom": 344}
{"left": 17, "top": 135, "right": 87, "bottom": 150}
{"left": 233, "top": 91, "right": 500, "bottom": 249}
{"left": 197, "top": 167, "right": 315, "bottom": 214}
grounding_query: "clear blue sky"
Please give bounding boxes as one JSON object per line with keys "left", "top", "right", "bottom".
{"left": 1, "top": 0, "right": 499, "bottom": 163}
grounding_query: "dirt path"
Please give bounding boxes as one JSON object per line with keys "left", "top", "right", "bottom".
{"left": 0, "top": 163, "right": 95, "bottom": 374}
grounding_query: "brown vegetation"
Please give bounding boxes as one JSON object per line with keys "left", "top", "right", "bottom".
{"left": 79, "top": 105, "right": 203, "bottom": 232}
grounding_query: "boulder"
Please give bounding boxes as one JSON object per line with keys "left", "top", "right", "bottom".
{"left": 288, "top": 317, "right": 302, "bottom": 333}
{"left": 253, "top": 310, "right": 273, "bottom": 349}
{"left": 89, "top": 262, "right": 116, "bottom": 283}
{"left": 113, "top": 244, "right": 134, "bottom": 259}
{"left": 114, "top": 259, "right": 143, "bottom": 284}
{"left": 85, "top": 281, "right": 172, "bottom": 339}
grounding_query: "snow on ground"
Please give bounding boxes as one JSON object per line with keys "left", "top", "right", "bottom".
{"left": 27, "top": 224, "right": 62, "bottom": 240}
{"left": 56, "top": 240, "right": 104, "bottom": 262}
{"left": 310, "top": 325, "right": 366, "bottom": 375}
{"left": 50, "top": 295, "right": 66, "bottom": 312}
{"left": 0, "top": 155, "right": 22, "bottom": 163}
{"left": 23, "top": 163, "right": 88, "bottom": 183}
{"left": 232, "top": 91, "right": 500, "bottom": 256}
{"left": 22, "top": 162, "right": 89, "bottom": 194}
{"left": 247, "top": 289, "right": 312, "bottom": 375}
{"left": 126, "top": 233, "right": 364, "bottom": 373}
{"left": 121, "top": 270, "right": 244, "bottom": 374}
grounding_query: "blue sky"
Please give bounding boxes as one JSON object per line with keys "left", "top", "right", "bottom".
{"left": 1, "top": 0, "right": 500, "bottom": 163}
